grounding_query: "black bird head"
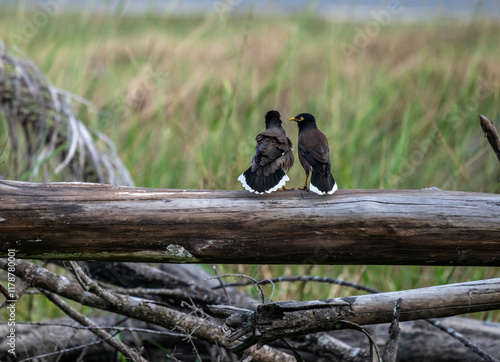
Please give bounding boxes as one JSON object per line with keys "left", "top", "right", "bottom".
{"left": 264, "top": 110, "right": 282, "bottom": 129}
{"left": 288, "top": 113, "right": 317, "bottom": 131}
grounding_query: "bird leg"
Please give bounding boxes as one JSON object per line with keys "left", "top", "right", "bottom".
{"left": 301, "top": 173, "right": 309, "bottom": 191}
{"left": 280, "top": 185, "right": 295, "bottom": 191}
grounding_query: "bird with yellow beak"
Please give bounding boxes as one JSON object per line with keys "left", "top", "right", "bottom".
{"left": 289, "top": 113, "right": 337, "bottom": 195}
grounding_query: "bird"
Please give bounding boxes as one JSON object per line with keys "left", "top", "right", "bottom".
{"left": 238, "top": 110, "right": 294, "bottom": 194}
{"left": 289, "top": 113, "right": 337, "bottom": 195}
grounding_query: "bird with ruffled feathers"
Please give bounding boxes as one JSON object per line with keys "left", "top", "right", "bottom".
{"left": 238, "top": 110, "right": 294, "bottom": 194}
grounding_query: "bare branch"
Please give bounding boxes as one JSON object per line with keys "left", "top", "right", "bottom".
{"left": 211, "top": 273, "right": 267, "bottom": 303}
{"left": 40, "top": 289, "right": 147, "bottom": 361}
{"left": 64, "top": 261, "right": 90, "bottom": 291}
{"left": 291, "top": 333, "right": 370, "bottom": 361}
{"left": 212, "top": 265, "right": 231, "bottom": 304}
{"left": 215, "top": 275, "right": 379, "bottom": 294}
{"left": 0, "top": 258, "right": 296, "bottom": 361}
{"left": 382, "top": 298, "right": 402, "bottom": 362}
{"left": 427, "top": 319, "right": 500, "bottom": 362}
{"left": 4, "top": 321, "right": 186, "bottom": 337}
{"left": 110, "top": 286, "right": 208, "bottom": 299}
{"left": 77, "top": 261, "right": 229, "bottom": 305}
{"left": 480, "top": 114, "right": 500, "bottom": 164}
{"left": 279, "top": 338, "right": 305, "bottom": 362}
{"left": 18, "top": 333, "right": 118, "bottom": 362}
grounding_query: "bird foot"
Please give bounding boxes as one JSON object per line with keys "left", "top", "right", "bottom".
{"left": 300, "top": 187, "right": 309, "bottom": 192}
{"left": 280, "top": 186, "right": 295, "bottom": 191}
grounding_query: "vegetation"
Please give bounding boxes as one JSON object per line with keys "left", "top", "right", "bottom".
{"left": 1, "top": 5, "right": 499, "bottom": 321}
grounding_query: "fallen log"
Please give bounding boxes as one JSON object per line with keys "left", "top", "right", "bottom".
{"left": 208, "top": 278, "right": 500, "bottom": 351}
{"left": 1, "top": 180, "right": 500, "bottom": 265}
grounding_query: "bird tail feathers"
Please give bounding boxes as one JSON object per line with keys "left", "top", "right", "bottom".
{"left": 238, "top": 167, "right": 289, "bottom": 194}
{"left": 310, "top": 172, "right": 337, "bottom": 195}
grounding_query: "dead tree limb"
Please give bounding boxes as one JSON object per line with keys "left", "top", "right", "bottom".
{"left": 40, "top": 289, "right": 147, "bottom": 362}
{"left": 480, "top": 114, "right": 500, "bottom": 163}
{"left": 427, "top": 319, "right": 500, "bottom": 362}
{"left": 382, "top": 298, "right": 402, "bottom": 362}
{"left": 336, "top": 317, "right": 500, "bottom": 362}
{"left": 1, "top": 180, "right": 500, "bottom": 265}
{"left": 0, "top": 258, "right": 295, "bottom": 361}
{"left": 209, "top": 278, "right": 500, "bottom": 351}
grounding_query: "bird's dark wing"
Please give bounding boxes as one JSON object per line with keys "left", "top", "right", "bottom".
{"left": 298, "top": 129, "right": 330, "bottom": 173}
{"left": 251, "top": 128, "right": 294, "bottom": 174}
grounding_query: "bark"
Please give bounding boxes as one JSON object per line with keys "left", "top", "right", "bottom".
{"left": 1, "top": 180, "right": 500, "bottom": 265}
{"left": 210, "top": 278, "right": 500, "bottom": 350}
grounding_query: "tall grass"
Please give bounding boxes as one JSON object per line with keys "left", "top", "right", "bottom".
{"left": 1, "top": 6, "right": 500, "bottom": 321}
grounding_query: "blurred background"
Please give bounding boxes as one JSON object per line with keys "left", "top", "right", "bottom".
{"left": 1, "top": 0, "right": 499, "bottom": 321}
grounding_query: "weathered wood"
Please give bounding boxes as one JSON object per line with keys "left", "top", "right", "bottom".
{"left": 3, "top": 316, "right": 500, "bottom": 362}
{"left": 0, "top": 258, "right": 296, "bottom": 361}
{"left": 0, "top": 180, "right": 499, "bottom": 265}
{"left": 323, "top": 317, "right": 500, "bottom": 362}
{"left": 480, "top": 114, "right": 500, "bottom": 163}
{"left": 211, "top": 278, "right": 500, "bottom": 350}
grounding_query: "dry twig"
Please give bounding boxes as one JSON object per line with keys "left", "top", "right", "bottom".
{"left": 427, "top": 319, "right": 500, "bottom": 362}
{"left": 480, "top": 114, "right": 500, "bottom": 164}
{"left": 10, "top": 321, "right": 186, "bottom": 337}
{"left": 40, "top": 289, "right": 146, "bottom": 361}
{"left": 382, "top": 298, "right": 402, "bottom": 362}
{"left": 209, "top": 273, "right": 271, "bottom": 303}
{"left": 214, "top": 275, "right": 379, "bottom": 294}
{"left": 17, "top": 333, "right": 118, "bottom": 362}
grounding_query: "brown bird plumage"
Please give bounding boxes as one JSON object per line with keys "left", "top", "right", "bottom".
{"left": 289, "top": 113, "right": 337, "bottom": 195}
{"left": 238, "top": 110, "right": 294, "bottom": 194}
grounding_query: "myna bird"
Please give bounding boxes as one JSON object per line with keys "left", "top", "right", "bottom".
{"left": 289, "top": 113, "right": 337, "bottom": 195}
{"left": 238, "top": 110, "right": 294, "bottom": 194}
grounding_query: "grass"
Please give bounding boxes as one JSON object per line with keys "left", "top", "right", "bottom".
{"left": 1, "top": 5, "right": 500, "bottom": 322}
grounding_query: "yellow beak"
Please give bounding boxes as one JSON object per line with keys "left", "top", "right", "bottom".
{"left": 288, "top": 117, "right": 297, "bottom": 122}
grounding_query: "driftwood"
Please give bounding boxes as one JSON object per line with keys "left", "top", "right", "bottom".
{"left": 209, "top": 278, "right": 500, "bottom": 352}
{"left": 1, "top": 180, "right": 500, "bottom": 265}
